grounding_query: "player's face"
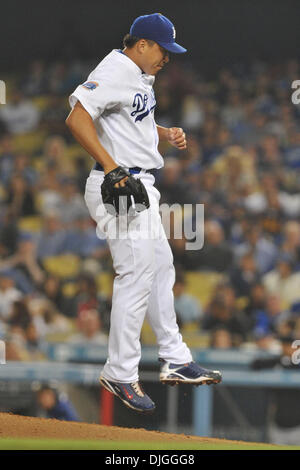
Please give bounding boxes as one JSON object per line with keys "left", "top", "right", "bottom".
{"left": 140, "top": 42, "right": 170, "bottom": 75}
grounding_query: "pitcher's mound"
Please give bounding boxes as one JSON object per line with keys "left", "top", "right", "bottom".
{"left": 0, "top": 412, "right": 213, "bottom": 443}
{"left": 0, "top": 412, "right": 271, "bottom": 449}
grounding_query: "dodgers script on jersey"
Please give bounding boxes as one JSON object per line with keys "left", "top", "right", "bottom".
{"left": 69, "top": 50, "right": 164, "bottom": 170}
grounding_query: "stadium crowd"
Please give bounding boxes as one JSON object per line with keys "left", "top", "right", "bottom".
{"left": 1, "top": 56, "right": 300, "bottom": 360}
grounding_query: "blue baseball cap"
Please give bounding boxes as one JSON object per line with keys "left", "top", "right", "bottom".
{"left": 130, "top": 13, "right": 187, "bottom": 54}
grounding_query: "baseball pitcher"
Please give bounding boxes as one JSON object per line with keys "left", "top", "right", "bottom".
{"left": 66, "top": 13, "right": 222, "bottom": 413}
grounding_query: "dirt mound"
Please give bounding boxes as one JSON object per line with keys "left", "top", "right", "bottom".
{"left": 0, "top": 412, "right": 244, "bottom": 446}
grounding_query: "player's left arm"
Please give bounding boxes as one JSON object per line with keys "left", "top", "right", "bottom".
{"left": 156, "top": 125, "right": 187, "bottom": 150}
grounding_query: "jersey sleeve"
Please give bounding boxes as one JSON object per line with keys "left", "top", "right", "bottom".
{"left": 69, "top": 73, "right": 120, "bottom": 120}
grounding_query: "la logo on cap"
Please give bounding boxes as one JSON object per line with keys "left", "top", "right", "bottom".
{"left": 172, "top": 26, "right": 176, "bottom": 39}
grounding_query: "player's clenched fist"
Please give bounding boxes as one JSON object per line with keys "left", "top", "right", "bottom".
{"left": 167, "top": 127, "right": 187, "bottom": 150}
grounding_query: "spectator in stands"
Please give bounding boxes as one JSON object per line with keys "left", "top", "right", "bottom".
{"left": 0, "top": 134, "right": 16, "bottom": 184}
{"left": 169, "top": 236, "right": 188, "bottom": 269}
{"left": 40, "top": 135, "right": 75, "bottom": 176}
{"left": 280, "top": 221, "right": 300, "bottom": 268}
{"left": 155, "top": 91, "right": 176, "bottom": 129}
{"left": 259, "top": 192, "right": 285, "bottom": 241}
{"left": 0, "top": 273, "right": 22, "bottom": 321}
{"left": 40, "top": 93, "right": 69, "bottom": 137}
{"left": 200, "top": 116, "right": 222, "bottom": 165}
{"left": 72, "top": 272, "right": 100, "bottom": 314}
{"left": 243, "top": 283, "right": 267, "bottom": 322}
{"left": 36, "top": 213, "right": 68, "bottom": 261}
{"left": 229, "top": 209, "right": 253, "bottom": 246}
{"left": 214, "top": 149, "right": 245, "bottom": 194}
{"left": 180, "top": 135, "right": 203, "bottom": 174}
{"left": 0, "top": 208, "right": 19, "bottom": 257}
{"left": 202, "top": 290, "right": 249, "bottom": 346}
{"left": 157, "top": 157, "right": 197, "bottom": 205}
{"left": 251, "top": 336, "right": 300, "bottom": 445}
{"left": 74, "top": 155, "right": 91, "bottom": 193}
{"left": 41, "top": 275, "right": 69, "bottom": 316}
{"left": 5, "top": 174, "right": 37, "bottom": 218}
{"left": 258, "top": 134, "right": 284, "bottom": 174}
{"left": 221, "top": 90, "right": 246, "bottom": 131}
{"left": 12, "top": 152, "right": 38, "bottom": 186}
{"left": 37, "top": 162, "right": 64, "bottom": 215}
{"left": 234, "top": 225, "right": 278, "bottom": 274}
{"left": 9, "top": 299, "right": 31, "bottom": 329}
{"left": 243, "top": 173, "right": 276, "bottom": 215}
{"left": 27, "top": 298, "right": 72, "bottom": 339}
{"left": 244, "top": 173, "right": 300, "bottom": 218}
{"left": 55, "top": 177, "right": 88, "bottom": 225}
{"left": 65, "top": 216, "right": 109, "bottom": 260}
{"left": 197, "top": 168, "right": 225, "bottom": 217}
{"left": 0, "top": 233, "right": 45, "bottom": 293}
{"left": 253, "top": 293, "right": 288, "bottom": 350}
{"left": 173, "top": 270, "right": 203, "bottom": 327}
{"left": 185, "top": 220, "right": 233, "bottom": 272}
{"left": 4, "top": 300, "right": 46, "bottom": 360}
{"left": 24, "top": 321, "right": 46, "bottom": 360}
{"left": 5, "top": 326, "right": 32, "bottom": 361}
{"left": 0, "top": 90, "right": 40, "bottom": 134}
{"left": 235, "top": 111, "right": 269, "bottom": 146}
{"left": 210, "top": 327, "right": 234, "bottom": 349}
{"left": 284, "top": 130, "right": 300, "bottom": 170}
{"left": 68, "top": 308, "right": 108, "bottom": 345}
{"left": 276, "top": 315, "right": 300, "bottom": 340}
{"left": 70, "top": 272, "right": 111, "bottom": 330}
{"left": 181, "top": 94, "right": 205, "bottom": 133}
{"left": 262, "top": 254, "right": 300, "bottom": 308}
{"left": 230, "top": 252, "right": 261, "bottom": 298}
{"left": 36, "top": 384, "right": 79, "bottom": 421}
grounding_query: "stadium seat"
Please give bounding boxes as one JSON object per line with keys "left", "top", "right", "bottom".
{"left": 31, "top": 96, "right": 51, "bottom": 110}
{"left": 184, "top": 271, "right": 224, "bottom": 307}
{"left": 182, "top": 331, "right": 210, "bottom": 349}
{"left": 12, "top": 131, "right": 46, "bottom": 154}
{"left": 62, "top": 282, "right": 78, "bottom": 298}
{"left": 235, "top": 296, "right": 249, "bottom": 310}
{"left": 64, "top": 144, "right": 89, "bottom": 160}
{"left": 0, "top": 184, "right": 7, "bottom": 201}
{"left": 96, "top": 272, "right": 114, "bottom": 297}
{"left": 18, "top": 216, "right": 42, "bottom": 233}
{"left": 180, "top": 322, "right": 210, "bottom": 348}
{"left": 141, "top": 320, "right": 156, "bottom": 346}
{"left": 43, "top": 254, "right": 81, "bottom": 279}
{"left": 44, "top": 329, "right": 76, "bottom": 343}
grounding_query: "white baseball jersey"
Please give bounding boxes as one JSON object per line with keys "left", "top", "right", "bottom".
{"left": 69, "top": 49, "right": 164, "bottom": 170}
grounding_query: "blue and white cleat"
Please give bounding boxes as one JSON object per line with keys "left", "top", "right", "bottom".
{"left": 159, "top": 360, "right": 222, "bottom": 386}
{"left": 99, "top": 376, "right": 156, "bottom": 413}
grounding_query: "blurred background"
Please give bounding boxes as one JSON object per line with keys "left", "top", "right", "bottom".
{"left": 0, "top": 0, "right": 300, "bottom": 445}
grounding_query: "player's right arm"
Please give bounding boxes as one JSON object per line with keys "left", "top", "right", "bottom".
{"left": 66, "top": 102, "right": 127, "bottom": 187}
{"left": 66, "top": 102, "right": 118, "bottom": 174}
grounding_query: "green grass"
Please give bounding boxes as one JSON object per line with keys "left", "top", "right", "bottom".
{"left": 0, "top": 438, "right": 299, "bottom": 450}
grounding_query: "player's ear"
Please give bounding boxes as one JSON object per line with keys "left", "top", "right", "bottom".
{"left": 136, "top": 39, "right": 147, "bottom": 54}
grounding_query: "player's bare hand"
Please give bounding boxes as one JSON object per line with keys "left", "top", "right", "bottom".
{"left": 114, "top": 177, "right": 128, "bottom": 188}
{"left": 167, "top": 127, "right": 187, "bottom": 150}
{"left": 103, "top": 163, "right": 128, "bottom": 187}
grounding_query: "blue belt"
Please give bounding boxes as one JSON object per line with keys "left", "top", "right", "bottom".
{"left": 93, "top": 162, "right": 158, "bottom": 176}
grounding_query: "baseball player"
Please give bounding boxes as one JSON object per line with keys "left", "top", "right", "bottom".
{"left": 66, "top": 13, "right": 222, "bottom": 413}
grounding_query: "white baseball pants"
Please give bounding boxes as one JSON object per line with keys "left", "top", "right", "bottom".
{"left": 84, "top": 169, "right": 193, "bottom": 383}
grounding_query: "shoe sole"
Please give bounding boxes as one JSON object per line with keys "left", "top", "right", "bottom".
{"left": 160, "top": 376, "right": 222, "bottom": 386}
{"left": 99, "top": 377, "right": 156, "bottom": 414}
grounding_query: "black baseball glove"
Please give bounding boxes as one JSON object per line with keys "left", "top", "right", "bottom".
{"left": 101, "top": 166, "right": 150, "bottom": 215}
